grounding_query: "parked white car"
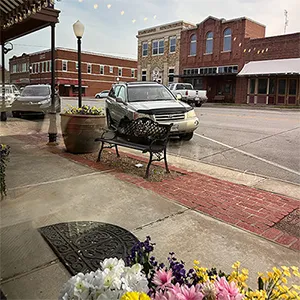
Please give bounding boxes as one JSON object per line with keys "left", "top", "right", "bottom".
{"left": 169, "top": 83, "right": 207, "bottom": 107}
{"left": 0, "top": 84, "right": 20, "bottom": 109}
{"left": 95, "top": 90, "right": 109, "bottom": 99}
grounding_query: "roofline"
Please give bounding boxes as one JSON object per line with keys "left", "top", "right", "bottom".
{"left": 137, "top": 20, "right": 195, "bottom": 35}
{"left": 10, "top": 47, "right": 137, "bottom": 62}
{"left": 249, "top": 32, "right": 300, "bottom": 41}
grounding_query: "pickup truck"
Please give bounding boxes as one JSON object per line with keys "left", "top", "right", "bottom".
{"left": 0, "top": 84, "right": 20, "bottom": 110}
{"left": 168, "top": 83, "right": 207, "bottom": 107}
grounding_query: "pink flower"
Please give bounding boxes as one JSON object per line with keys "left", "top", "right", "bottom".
{"left": 172, "top": 283, "right": 204, "bottom": 300}
{"left": 153, "top": 289, "right": 178, "bottom": 300}
{"left": 215, "top": 277, "right": 244, "bottom": 300}
{"left": 153, "top": 270, "right": 174, "bottom": 289}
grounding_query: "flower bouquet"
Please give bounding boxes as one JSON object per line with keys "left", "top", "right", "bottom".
{"left": 0, "top": 144, "right": 10, "bottom": 199}
{"left": 60, "top": 236, "right": 300, "bottom": 300}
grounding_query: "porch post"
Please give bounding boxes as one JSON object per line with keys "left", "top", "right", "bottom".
{"left": 47, "top": 23, "right": 58, "bottom": 145}
{"left": 1, "top": 43, "right": 7, "bottom": 122}
{"left": 254, "top": 78, "right": 258, "bottom": 104}
{"left": 266, "top": 77, "right": 270, "bottom": 105}
{"left": 247, "top": 78, "right": 250, "bottom": 104}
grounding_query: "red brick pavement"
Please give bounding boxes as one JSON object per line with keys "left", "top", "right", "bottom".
{"left": 11, "top": 133, "right": 300, "bottom": 251}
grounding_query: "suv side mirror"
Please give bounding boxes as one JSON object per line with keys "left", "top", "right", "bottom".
{"left": 116, "top": 97, "right": 127, "bottom": 105}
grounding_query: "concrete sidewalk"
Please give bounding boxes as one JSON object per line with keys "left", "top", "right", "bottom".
{"left": 0, "top": 123, "right": 299, "bottom": 299}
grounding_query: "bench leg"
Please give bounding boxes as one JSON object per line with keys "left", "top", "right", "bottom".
{"left": 115, "top": 145, "right": 120, "bottom": 157}
{"left": 164, "top": 148, "right": 170, "bottom": 173}
{"left": 145, "top": 152, "right": 153, "bottom": 178}
{"left": 97, "top": 142, "right": 105, "bottom": 162}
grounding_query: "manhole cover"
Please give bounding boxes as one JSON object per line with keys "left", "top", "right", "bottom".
{"left": 39, "top": 222, "right": 139, "bottom": 275}
{"left": 274, "top": 209, "right": 300, "bottom": 238}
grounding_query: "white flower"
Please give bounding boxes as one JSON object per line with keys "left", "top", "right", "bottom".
{"left": 101, "top": 257, "right": 125, "bottom": 272}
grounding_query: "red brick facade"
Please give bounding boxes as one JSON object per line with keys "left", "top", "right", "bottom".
{"left": 178, "top": 16, "right": 299, "bottom": 105}
{"left": 9, "top": 48, "right": 137, "bottom": 97}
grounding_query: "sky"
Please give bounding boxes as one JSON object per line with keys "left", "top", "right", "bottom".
{"left": 2, "top": 0, "right": 300, "bottom": 68}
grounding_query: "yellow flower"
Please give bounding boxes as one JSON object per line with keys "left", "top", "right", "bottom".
{"left": 121, "top": 292, "right": 150, "bottom": 300}
{"left": 194, "top": 260, "right": 200, "bottom": 265}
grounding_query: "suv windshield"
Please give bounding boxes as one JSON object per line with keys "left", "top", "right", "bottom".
{"left": 128, "top": 85, "right": 175, "bottom": 102}
{"left": 176, "top": 84, "right": 193, "bottom": 90}
{"left": 21, "top": 86, "right": 50, "bottom": 97}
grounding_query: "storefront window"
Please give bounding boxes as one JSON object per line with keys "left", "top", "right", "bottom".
{"left": 289, "top": 79, "right": 297, "bottom": 95}
{"left": 224, "top": 83, "right": 231, "bottom": 94}
{"left": 269, "top": 78, "right": 275, "bottom": 94}
{"left": 278, "top": 79, "right": 286, "bottom": 95}
{"left": 250, "top": 79, "right": 255, "bottom": 94}
{"left": 258, "top": 78, "right": 268, "bottom": 94}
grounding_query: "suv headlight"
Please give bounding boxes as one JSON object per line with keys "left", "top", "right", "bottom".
{"left": 133, "top": 112, "right": 152, "bottom": 120}
{"left": 186, "top": 109, "right": 196, "bottom": 119}
{"left": 38, "top": 99, "right": 50, "bottom": 105}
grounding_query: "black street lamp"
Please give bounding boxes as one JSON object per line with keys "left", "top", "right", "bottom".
{"left": 73, "top": 20, "right": 84, "bottom": 108}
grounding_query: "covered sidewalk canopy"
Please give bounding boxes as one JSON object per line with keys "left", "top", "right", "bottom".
{"left": 238, "top": 58, "right": 300, "bottom": 76}
{"left": 1, "top": 0, "right": 60, "bottom": 143}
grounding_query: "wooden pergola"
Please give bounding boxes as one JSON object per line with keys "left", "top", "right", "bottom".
{"left": 0, "top": 0, "right": 60, "bottom": 143}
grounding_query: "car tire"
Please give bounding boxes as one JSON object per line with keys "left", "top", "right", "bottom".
{"left": 180, "top": 132, "right": 194, "bottom": 141}
{"left": 195, "top": 102, "right": 202, "bottom": 107}
{"left": 106, "top": 111, "right": 113, "bottom": 129}
{"left": 96, "top": 95, "right": 100, "bottom": 99}
{"left": 12, "top": 111, "right": 21, "bottom": 118}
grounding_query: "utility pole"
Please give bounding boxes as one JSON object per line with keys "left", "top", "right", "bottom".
{"left": 284, "top": 10, "right": 288, "bottom": 34}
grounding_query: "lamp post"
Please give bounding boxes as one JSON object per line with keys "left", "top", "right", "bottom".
{"left": 73, "top": 20, "right": 84, "bottom": 108}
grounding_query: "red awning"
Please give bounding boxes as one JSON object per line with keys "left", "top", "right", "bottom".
{"left": 57, "top": 79, "right": 88, "bottom": 86}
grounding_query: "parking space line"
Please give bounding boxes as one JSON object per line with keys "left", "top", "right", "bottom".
{"left": 194, "top": 133, "right": 300, "bottom": 176}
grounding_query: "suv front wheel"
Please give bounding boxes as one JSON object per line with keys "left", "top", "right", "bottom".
{"left": 180, "top": 132, "right": 194, "bottom": 141}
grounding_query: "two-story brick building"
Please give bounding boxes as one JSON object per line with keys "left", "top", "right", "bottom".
{"left": 136, "top": 21, "right": 195, "bottom": 85}
{"left": 9, "top": 48, "right": 137, "bottom": 97}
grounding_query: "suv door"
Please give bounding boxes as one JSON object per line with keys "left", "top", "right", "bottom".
{"left": 114, "top": 85, "right": 128, "bottom": 124}
{"left": 106, "top": 85, "right": 121, "bottom": 122}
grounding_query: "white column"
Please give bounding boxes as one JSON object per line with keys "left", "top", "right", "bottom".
{"left": 266, "top": 77, "right": 270, "bottom": 105}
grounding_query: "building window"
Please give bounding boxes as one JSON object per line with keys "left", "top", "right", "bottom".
{"left": 87, "top": 63, "right": 92, "bottom": 74}
{"left": 131, "top": 69, "right": 135, "bottom": 78}
{"left": 41, "top": 62, "right": 44, "bottom": 73}
{"left": 22, "top": 63, "right": 27, "bottom": 72}
{"left": 223, "top": 28, "right": 232, "bottom": 51}
{"left": 49, "top": 61, "right": 52, "bottom": 72}
{"left": 169, "top": 37, "right": 176, "bottom": 53}
{"left": 206, "top": 32, "right": 213, "bottom": 54}
{"left": 109, "top": 66, "right": 113, "bottom": 73}
{"left": 278, "top": 79, "right": 286, "bottom": 95}
{"left": 258, "top": 78, "right": 268, "bottom": 94}
{"left": 142, "top": 70, "right": 147, "bottom": 81}
{"left": 250, "top": 79, "right": 256, "bottom": 94}
{"left": 12, "top": 65, "right": 17, "bottom": 73}
{"left": 168, "top": 68, "right": 175, "bottom": 83}
{"left": 100, "top": 65, "right": 104, "bottom": 75}
{"left": 152, "top": 41, "right": 158, "bottom": 55}
{"left": 159, "top": 40, "right": 164, "bottom": 54}
{"left": 76, "top": 62, "right": 78, "bottom": 70}
{"left": 190, "top": 34, "right": 197, "bottom": 56}
{"left": 37, "top": 62, "right": 40, "bottom": 73}
{"left": 142, "top": 42, "right": 148, "bottom": 56}
{"left": 118, "top": 67, "right": 122, "bottom": 76}
{"left": 269, "top": 78, "right": 275, "bottom": 94}
{"left": 44, "top": 61, "right": 48, "bottom": 72}
{"left": 289, "top": 79, "right": 297, "bottom": 95}
{"left": 62, "top": 60, "right": 68, "bottom": 71}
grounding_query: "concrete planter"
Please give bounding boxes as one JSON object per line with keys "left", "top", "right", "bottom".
{"left": 60, "top": 114, "right": 106, "bottom": 154}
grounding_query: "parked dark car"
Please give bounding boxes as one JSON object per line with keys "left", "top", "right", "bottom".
{"left": 11, "top": 84, "right": 61, "bottom": 117}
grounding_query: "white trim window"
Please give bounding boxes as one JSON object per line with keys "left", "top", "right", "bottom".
{"left": 131, "top": 69, "right": 135, "bottom": 78}
{"left": 41, "top": 61, "right": 44, "bottom": 73}
{"left": 49, "top": 60, "right": 52, "bottom": 72}
{"left": 109, "top": 66, "right": 113, "bottom": 73}
{"left": 206, "top": 32, "right": 213, "bottom": 54}
{"left": 169, "top": 36, "right": 176, "bottom": 53}
{"left": 76, "top": 62, "right": 78, "bottom": 70}
{"left": 190, "top": 34, "right": 197, "bottom": 56}
{"left": 87, "top": 63, "right": 92, "bottom": 74}
{"left": 37, "top": 62, "right": 40, "bottom": 73}
{"left": 142, "top": 70, "right": 147, "bottom": 81}
{"left": 223, "top": 28, "right": 232, "bottom": 51}
{"left": 142, "top": 42, "right": 148, "bottom": 56}
{"left": 118, "top": 67, "right": 122, "bottom": 76}
{"left": 62, "top": 60, "right": 68, "bottom": 71}
{"left": 152, "top": 39, "right": 164, "bottom": 55}
{"left": 100, "top": 65, "right": 104, "bottom": 75}
{"left": 12, "top": 65, "right": 17, "bottom": 73}
{"left": 45, "top": 61, "right": 48, "bottom": 72}
{"left": 22, "top": 62, "right": 27, "bottom": 72}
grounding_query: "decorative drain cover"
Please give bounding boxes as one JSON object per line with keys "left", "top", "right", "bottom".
{"left": 274, "top": 209, "right": 300, "bottom": 238}
{"left": 39, "top": 222, "right": 139, "bottom": 275}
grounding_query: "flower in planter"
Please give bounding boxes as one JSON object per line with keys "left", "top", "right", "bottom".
{"left": 0, "top": 144, "right": 10, "bottom": 199}
{"left": 64, "top": 105, "right": 104, "bottom": 115}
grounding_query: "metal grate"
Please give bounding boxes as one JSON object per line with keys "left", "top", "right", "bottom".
{"left": 155, "top": 113, "right": 185, "bottom": 122}
{"left": 274, "top": 209, "right": 299, "bottom": 238}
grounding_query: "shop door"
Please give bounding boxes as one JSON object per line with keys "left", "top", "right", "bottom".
{"left": 277, "top": 79, "right": 286, "bottom": 105}
{"left": 287, "top": 78, "right": 297, "bottom": 105}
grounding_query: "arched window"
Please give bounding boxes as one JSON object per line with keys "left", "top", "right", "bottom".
{"left": 190, "top": 34, "right": 197, "bottom": 56}
{"left": 223, "top": 28, "right": 232, "bottom": 51}
{"left": 206, "top": 31, "right": 213, "bottom": 54}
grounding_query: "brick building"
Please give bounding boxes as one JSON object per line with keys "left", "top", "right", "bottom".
{"left": 136, "top": 21, "right": 195, "bottom": 85}
{"left": 9, "top": 48, "right": 137, "bottom": 97}
{"left": 0, "top": 65, "right": 10, "bottom": 84}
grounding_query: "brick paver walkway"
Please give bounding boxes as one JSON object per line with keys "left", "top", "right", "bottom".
{"left": 12, "top": 133, "right": 300, "bottom": 251}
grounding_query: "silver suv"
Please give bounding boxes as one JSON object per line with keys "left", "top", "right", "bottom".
{"left": 106, "top": 82, "right": 199, "bottom": 140}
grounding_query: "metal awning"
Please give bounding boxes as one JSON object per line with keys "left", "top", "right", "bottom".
{"left": 238, "top": 58, "right": 300, "bottom": 76}
{"left": 0, "top": 0, "right": 60, "bottom": 43}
